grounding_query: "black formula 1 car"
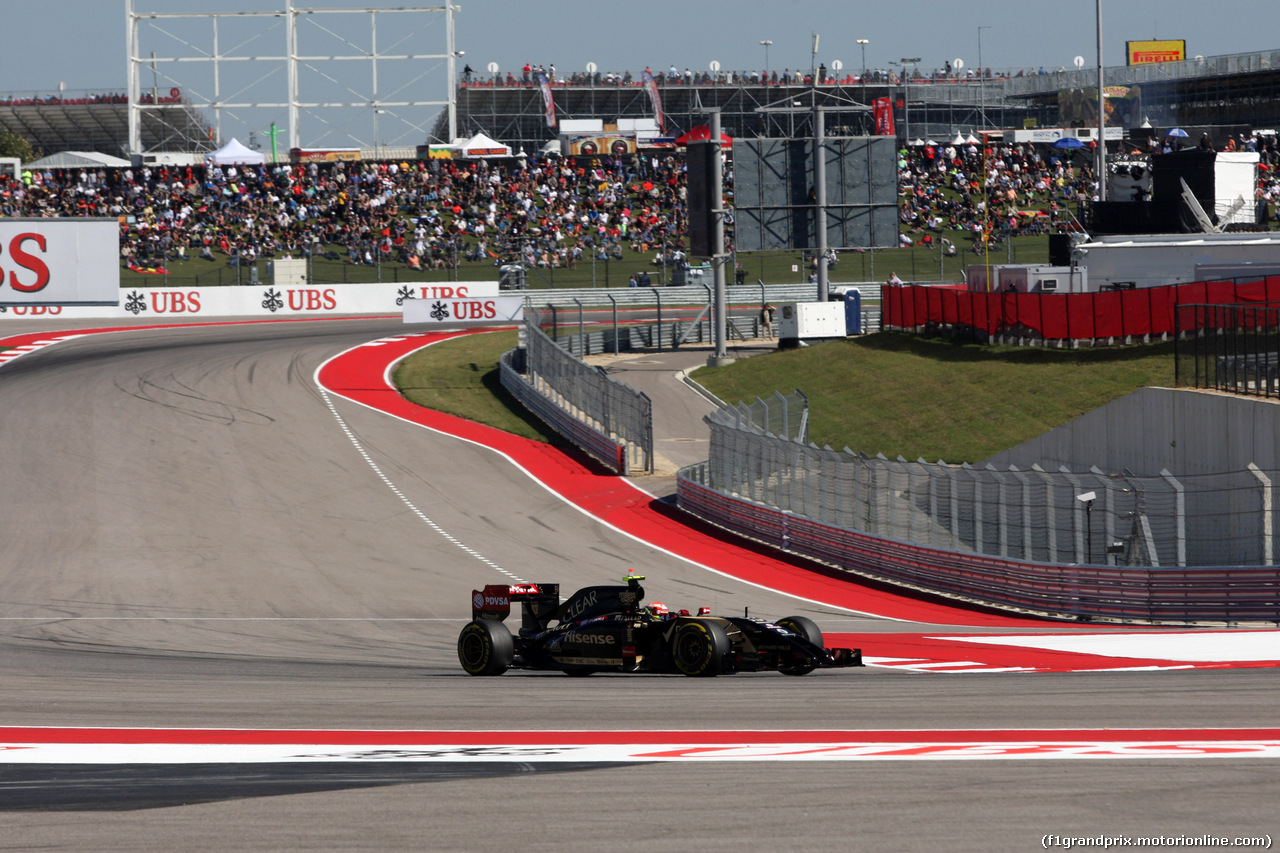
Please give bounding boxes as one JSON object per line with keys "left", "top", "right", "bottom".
{"left": 457, "top": 573, "right": 862, "bottom": 677}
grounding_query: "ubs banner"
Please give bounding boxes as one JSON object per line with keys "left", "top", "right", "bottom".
{"left": 402, "top": 294, "right": 524, "bottom": 327}
{"left": 0, "top": 219, "right": 119, "bottom": 306}
{"left": 0, "top": 281, "right": 500, "bottom": 320}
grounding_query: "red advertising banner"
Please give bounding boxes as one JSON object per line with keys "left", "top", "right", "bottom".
{"left": 873, "top": 97, "right": 895, "bottom": 136}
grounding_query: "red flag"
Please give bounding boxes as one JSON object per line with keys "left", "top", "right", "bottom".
{"left": 642, "top": 68, "right": 665, "bottom": 133}
{"left": 537, "top": 73, "right": 556, "bottom": 128}
{"left": 873, "top": 97, "right": 895, "bottom": 136}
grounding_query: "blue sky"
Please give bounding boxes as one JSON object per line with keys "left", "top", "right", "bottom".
{"left": 2, "top": 1, "right": 1272, "bottom": 147}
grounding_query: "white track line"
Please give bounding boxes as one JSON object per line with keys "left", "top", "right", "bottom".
{"left": 315, "top": 377, "right": 525, "bottom": 585}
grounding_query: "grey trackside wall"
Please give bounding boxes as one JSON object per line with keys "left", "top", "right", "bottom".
{"left": 981, "top": 387, "right": 1280, "bottom": 477}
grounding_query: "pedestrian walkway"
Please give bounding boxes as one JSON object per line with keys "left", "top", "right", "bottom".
{"left": 582, "top": 339, "right": 777, "bottom": 491}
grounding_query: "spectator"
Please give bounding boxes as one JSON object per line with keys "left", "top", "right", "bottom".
{"left": 759, "top": 303, "right": 774, "bottom": 338}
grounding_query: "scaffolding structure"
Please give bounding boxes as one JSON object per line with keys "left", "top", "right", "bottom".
{"left": 443, "top": 78, "right": 1030, "bottom": 155}
{"left": 124, "top": 0, "right": 459, "bottom": 156}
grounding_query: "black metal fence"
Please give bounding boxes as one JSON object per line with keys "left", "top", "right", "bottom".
{"left": 1175, "top": 303, "right": 1280, "bottom": 398}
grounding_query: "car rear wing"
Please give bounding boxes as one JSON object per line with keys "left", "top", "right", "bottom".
{"left": 471, "top": 583, "right": 561, "bottom": 631}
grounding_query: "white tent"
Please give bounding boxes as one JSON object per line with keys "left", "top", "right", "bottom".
{"left": 204, "top": 138, "right": 266, "bottom": 166}
{"left": 24, "top": 151, "right": 131, "bottom": 170}
{"left": 458, "top": 132, "right": 511, "bottom": 158}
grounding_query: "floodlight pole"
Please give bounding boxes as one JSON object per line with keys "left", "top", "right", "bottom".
{"left": 1096, "top": 0, "right": 1107, "bottom": 201}
{"left": 978, "top": 26, "right": 989, "bottom": 130}
{"left": 708, "top": 108, "right": 731, "bottom": 366}
{"left": 814, "top": 105, "right": 829, "bottom": 302}
{"left": 1086, "top": 498, "right": 1094, "bottom": 563}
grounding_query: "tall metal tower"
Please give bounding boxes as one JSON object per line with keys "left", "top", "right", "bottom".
{"left": 126, "top": 0, "right": 460, "bottom": 155}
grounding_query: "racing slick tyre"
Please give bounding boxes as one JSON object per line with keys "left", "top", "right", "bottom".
{"left": 777, "top": 615, "right": 823, "bottom": 676}
{"left": 457, "top": 619, "right": 514, "bottom": 676}
{"left": 671, "top": 620, "right": 730, "bottom": 677}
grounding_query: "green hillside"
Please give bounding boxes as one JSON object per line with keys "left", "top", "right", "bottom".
{"left": 396, "top": 330, "right": 1176, "bottom": 465}
{"left": 692, "top": 333, "right": 1176, "bottom": 463}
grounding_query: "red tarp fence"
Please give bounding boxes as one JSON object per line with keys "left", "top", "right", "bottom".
{"left": 882, "top": 277, "right": 1280, "bottom": 341}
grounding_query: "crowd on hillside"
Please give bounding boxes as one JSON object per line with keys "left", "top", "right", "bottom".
{"left": 897, "top": 132, "right": 1280, "bottom": 251}
{"left": 896, "top": 139, "right": 1097, "bottom": 252}
{"left": 2, "top": 131, "right": 1278, "bottom": 272}
{"left": 0, "top": 153, "right": 699, "bottom": 273}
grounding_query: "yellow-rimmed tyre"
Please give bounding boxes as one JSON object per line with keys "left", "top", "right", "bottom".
{"left": 458, "top": 620, "right": 514, "bottom": 676}
{"left": 777, "top": 615, "right": 823, "bottom": 676}
{"left": 671, "top": 620, "right": 730, "bottom": 676}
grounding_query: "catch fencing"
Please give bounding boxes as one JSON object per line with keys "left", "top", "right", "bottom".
{"left": 499, "top": 282, "right": 878, "bottom": 475}
{"left": 1175, "top": 302, "right": 1280, "bottom": 398}
{"left": 500, "top": 305, "right": 653, "bottom": 475}
{"left": 677, "top": 391, "right": 1280, "bottom": 623}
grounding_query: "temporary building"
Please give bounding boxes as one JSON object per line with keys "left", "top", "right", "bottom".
{"left": 204, "top": 138, "right": 266, "bottom": 165}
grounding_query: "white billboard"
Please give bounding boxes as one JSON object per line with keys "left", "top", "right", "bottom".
{"left": 0, "top": 280, "right": 501, "bottom": 320}
{"left": 403, "top": 295, "right": 525, "bottom": 327}
{"left": 0, "top": 219, "right": 119, "bottom": 306}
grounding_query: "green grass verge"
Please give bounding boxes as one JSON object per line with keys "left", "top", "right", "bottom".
{"left": 391, "top": 330, "right": 567, "bottom": 445}
{"left": 393, "top": 329, "right": 1176, "bottom": 468}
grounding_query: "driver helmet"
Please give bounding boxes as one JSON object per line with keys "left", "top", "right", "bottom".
{"left": 646, "top": 601, "right": 669, "bottom": 619}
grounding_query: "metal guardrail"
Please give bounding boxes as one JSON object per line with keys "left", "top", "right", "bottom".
{"left": 511, "top": 310, "right": 654, "bottom": 475}
{"left": 529, "top": 282, "right": 881, "bottom": 356}
{"left": 499, "top": 348, "right": 629, "bottom": 474}
{"left": 524, "top": 282, "right": 882, "bottom": 312}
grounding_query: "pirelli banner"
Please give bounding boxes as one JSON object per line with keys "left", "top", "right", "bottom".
{"left": 0, "top": 219, "right": 119, "bottom": 306}
{"left": 1127, "top": 40, "right": 1186, "bottom": 66}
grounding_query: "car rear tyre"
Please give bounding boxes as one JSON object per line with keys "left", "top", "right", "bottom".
{"left": 671, "top": 620, "right": 730, "bottom": 676}
{"left": 777, "top": 615, "right": 823, "bottom": 676}
{"left": 458, "top": 619, "right": 514, "bottom": 676}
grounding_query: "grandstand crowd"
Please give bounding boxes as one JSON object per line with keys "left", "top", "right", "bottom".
{"left": 0, "top": 153, "right": 697, "bottom": 274}
{"left": 897, "top": 132, "right": 1280, "bottom": 251}
{"left": 0, "top": 132, "right": 1277, "bottom": 274}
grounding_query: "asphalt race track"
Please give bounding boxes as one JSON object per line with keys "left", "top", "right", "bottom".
{"left": 2, "top": 316, "right": 1278, "bottom": 852}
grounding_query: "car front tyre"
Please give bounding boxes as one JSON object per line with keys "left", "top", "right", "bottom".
{"left": 777, "top": 615, "right": 823, "bottom": 676}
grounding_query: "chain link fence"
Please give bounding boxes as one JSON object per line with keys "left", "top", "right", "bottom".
{"left": 701, "top": 391, "right": 1280, "bottom": 568}
{"left": 512, "top": 305, "right": 653, "bottom": 474}
{"left": 1175, "top": 303, "right": 1280, "bottom": 399}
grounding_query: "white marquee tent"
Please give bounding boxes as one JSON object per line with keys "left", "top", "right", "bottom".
{"left": 204, "top": 138, "right": 266, "bottom": 166}
{"left": 457, "top": 132, "right": 511, "bottom": 158}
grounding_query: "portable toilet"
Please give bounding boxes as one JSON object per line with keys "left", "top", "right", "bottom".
{"left": 843, "top": 289, "right": 862, "bottom": 335}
